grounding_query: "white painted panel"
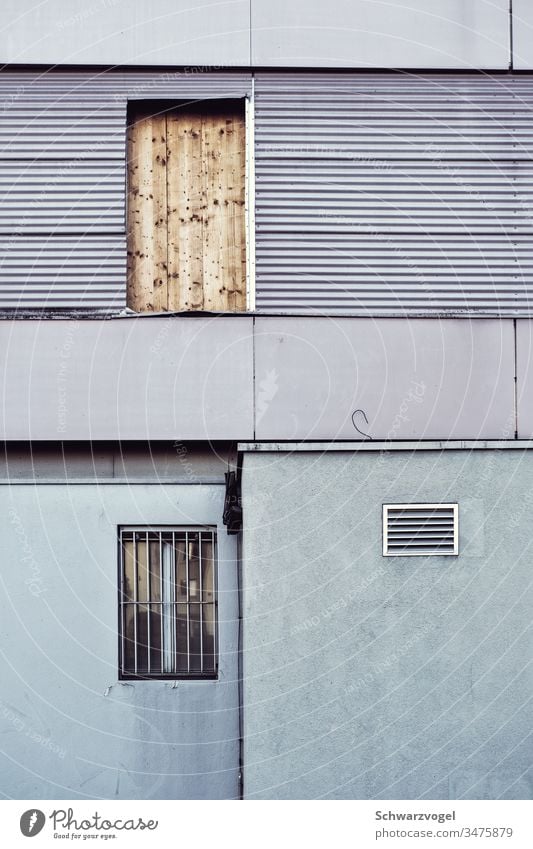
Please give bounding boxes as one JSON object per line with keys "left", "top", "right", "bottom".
{"left": 254, "top": 317, "right": 515, "bottom": 440}
{"left": 512, "top": 0, "right": 533, "bottom": 69}
{"left": 0, "top": 316, "right": 254, "bottom": 440}
{"left": 1, "top": 0, "right": 250, "bottom": 66}
{"left": 251, "top": 0, "right": 510, "bottom": 69}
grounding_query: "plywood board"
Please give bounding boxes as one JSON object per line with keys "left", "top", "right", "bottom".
{"left": 167, "top": 110, "right": 205, "bottom": 311}
{"left": 204, "top": 109, "right": 246, "bottom": 311}
{"left": 127, "top": 108, "right": 167, "bottom": 312}
{"left": 128, "top": 101, "right": 246, "bottom": 313}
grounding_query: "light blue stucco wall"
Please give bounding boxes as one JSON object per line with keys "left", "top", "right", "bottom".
{"left": 242, "top": 448, "right": 533, "bottom": 799}
{"left": 0, "top": 480, "right": 239, "bottom": 800}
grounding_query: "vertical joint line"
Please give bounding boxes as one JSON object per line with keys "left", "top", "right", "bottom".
{"left": 509, "top": 0, "right": 514, "bottom": 70}
{"left": 146, "top": 530, "right": 151, "bottom": 675}
{"left": 119, "top": 530, "right": 125, "bottom": 677}
{"left": 252, "top": 315, "right": 256, "bottom": 439}
{"left": 165, "top": 112, "right": 170, "bottom": 310}
{"left": 133, "top": 533, "right": 138, "bottom": 676}
{"left": 200, "top": 111, "right": 205, "bottom": 311}
{"left": 199, "top": 532, "right": 203, "bottom": 672}
{"left": 186, "top": 531, "right": 190, "bottom": 673}
{"left": 514, "top": 317, "right": 518, "bottom": 439}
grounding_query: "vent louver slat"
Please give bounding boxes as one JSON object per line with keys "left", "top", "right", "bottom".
{"left": 383, "top": 504, "right": 458, "bottom": 556}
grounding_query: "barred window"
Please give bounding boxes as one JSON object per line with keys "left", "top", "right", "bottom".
{"left": 119, "top": 528, "right": 217, "bottom": 679}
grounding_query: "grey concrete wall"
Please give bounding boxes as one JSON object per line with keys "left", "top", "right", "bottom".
{"left": 0, "top": 0, "right": 511, "bottom": 68}
{"left": 0, "top": 316, "right": 519, "bottom": 442}
{"left": 242, "top": 448, "right": 533, "bottom": 799}
{"left": 0, "top": 480, "right": 239, "bottom": 799}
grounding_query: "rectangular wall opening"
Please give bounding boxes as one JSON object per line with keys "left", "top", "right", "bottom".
{"left": 126, "top": 99, "right": 246, "bottom": 313}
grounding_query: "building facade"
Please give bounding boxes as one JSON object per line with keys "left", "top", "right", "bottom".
{"left": 0, "top": 0, "right": 532, "bottom": 800}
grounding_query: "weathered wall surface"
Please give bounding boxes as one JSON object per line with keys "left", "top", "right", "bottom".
{"left": 0, "top": 480, "right": 239, "bottom": 799}
{"left": 242, "top": 449, "right": 533, "bottom": 799}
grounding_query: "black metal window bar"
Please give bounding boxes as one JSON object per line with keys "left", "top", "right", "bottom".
{"left": 119, "top": 528, "right": 217, "bottom": 678}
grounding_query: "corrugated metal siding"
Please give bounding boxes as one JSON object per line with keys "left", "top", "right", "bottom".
{"left": 4, "top": 70, "right": 533, "bottom": 314}
{"left": 0, "top": 71, "right": 250, "bottom": 159}
{"left": 255, "top": 73, "right": 533, "bottom": 314}
{"left": 0, "top": 161, "right": 124, "bottom": 232}
{"left": 0, "top": 70, "right": 251, "bottom": 308}
{"left": 0, "top": 236, "right": 125, "bottom": 308}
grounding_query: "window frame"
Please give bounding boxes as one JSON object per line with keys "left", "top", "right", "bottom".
{"left": 117, "top": 525, "right": 219, "bottom": 681}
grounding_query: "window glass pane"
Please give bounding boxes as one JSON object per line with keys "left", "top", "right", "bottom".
{"left": 176, "top": 603, "right": 188, "bottom": 672}
{"left": 202, "top": 603, "right": 215, "bottom": 672}
{"left": 161, "top": 540, "right": 175, "bottom": 674}
{"left": 149, "top": 539, "right": 161, "bottom": 602}
{"left": 161, "top": 606, "right": 175, "bottom": 674}
{"left": 161, "top": 539, "right": 174, "bottom": 602}
{"left": 201, "top": 534, "right": 214, "bottom": 602}
{"left": 189, "top": 603, "right": 201, "bottom": 672}
{"left": 188, "top": 534, "right": 200, "bottom": 601}
{"left": 123, "top": 603, "right": 136, "bottom": 673}
{"left": 137, "top": 603, "right": 149, "bottom": 673}
{"left": 149, "top": 604, "right": 162, "bottom": 674}
{"left": 122, "top": 538, "right": 135, "bottom": 601}
{"left": 175, "top": 537, "right": 187, "bottom": 601}
{"left": 136, "top": 535, "right": 148, "bottom": 603}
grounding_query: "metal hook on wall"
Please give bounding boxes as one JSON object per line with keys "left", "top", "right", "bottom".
{"left": 351, "top": 409, "right": 373, "bottom": 441}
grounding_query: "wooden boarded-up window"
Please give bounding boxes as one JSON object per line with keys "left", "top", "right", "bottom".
{"left": 127, "top": 100, "right": 246, "bottom": 312}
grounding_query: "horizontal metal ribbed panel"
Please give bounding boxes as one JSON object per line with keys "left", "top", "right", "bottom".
{"left": 255, "top": 73, "right": 533, "bottom": 314}
{"left": 256, "top": 162, "right": 533, "bottom": 233}
{"left": 383, "top": 504, "right": 458, "bottom": 556}
{"left": 255, "top": 74, "right": 533, "bottom": 160}
{"left": 0, "top": 70, "right": 250, "bottom": 309}
{"left": 0, "top": 161, "right": 124, "bottom": 233}
{"left": 256, "top": 236, "right": 533, "bottom": 312}
{"left": 0, "top": 236, "right": 126, "bottom": 308}
{"left": 0, "top": 70, "right": 251, "bottom": 97}
{"left": 0, "top": 70, "right": 251, "bottom": 159}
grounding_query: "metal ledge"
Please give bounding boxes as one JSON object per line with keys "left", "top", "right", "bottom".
{"left": 238, "top": 440, "right": 533, "bottom": 452}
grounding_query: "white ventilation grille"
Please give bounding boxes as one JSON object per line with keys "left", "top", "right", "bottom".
{"left": 383, "top": 504, "right": 458, "bottom": 557}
